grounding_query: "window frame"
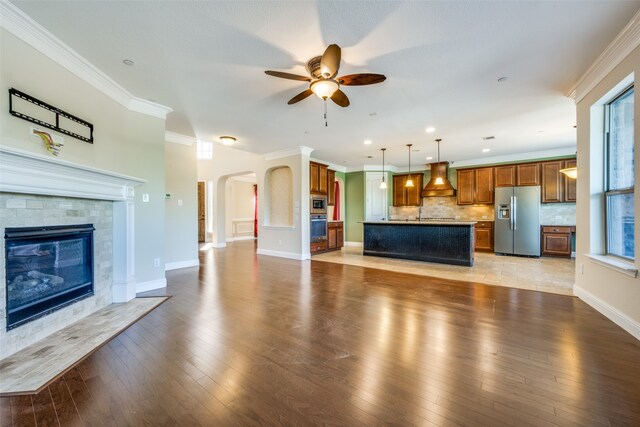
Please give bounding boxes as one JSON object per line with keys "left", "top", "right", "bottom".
{"left": 604, "top": 84, "right": 634, "bottom": 260}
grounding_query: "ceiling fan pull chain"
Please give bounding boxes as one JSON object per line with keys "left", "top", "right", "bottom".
{"left": 324, "top": 98, "right": 328, "bottom": 127}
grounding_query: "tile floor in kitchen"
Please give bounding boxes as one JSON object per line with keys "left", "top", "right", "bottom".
{"left": 313, "top": 246, "right": 575, "bottom": 296}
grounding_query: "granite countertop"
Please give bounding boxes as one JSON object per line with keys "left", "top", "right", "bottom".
{"left": 363, "top": 220, "right": 477, "bottom": 225}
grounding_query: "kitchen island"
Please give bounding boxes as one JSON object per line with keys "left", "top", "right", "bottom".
{"left": 363, "top": 221, "right": 475, "bottom": 266}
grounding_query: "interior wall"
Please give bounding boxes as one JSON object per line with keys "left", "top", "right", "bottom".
{"left": 267, "top": 167, "right": 293, "bottom": 226}
{"left": 575, "top": 44, "right": 640, "bottom": 339}
{"left": 164, "top": 141, "right": 198, "bottom": 267}
{"left": 0, "top": 29, "right": 167, "bottom": 287}
{"left": 345, "top": 171, "right": 365, "bottom": 243}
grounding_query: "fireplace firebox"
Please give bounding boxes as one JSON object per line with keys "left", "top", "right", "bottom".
{"left": 4, "top": 224, "right": 95, "bottom": 330}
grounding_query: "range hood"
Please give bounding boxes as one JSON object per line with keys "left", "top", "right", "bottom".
{"left": 422, "top": 162, "right": 456, "bottom": 197}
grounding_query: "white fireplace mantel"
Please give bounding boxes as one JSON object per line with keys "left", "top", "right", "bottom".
{"left": 0, "top": 145, "right": 146, "bottom": 302}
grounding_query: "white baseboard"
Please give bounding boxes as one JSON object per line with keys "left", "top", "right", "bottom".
{"left": 574, "top": 285, "right": 640, "bottom": 341}
{"left": 211, "top": 242, "right": 227, "bottom": 248}
{"left": 226, "top": 236, "right": 256, "bottom": 242}
{"left": 165, "top": 259, "right": 199, "bottom": 271}
{"left": 345, "top": 241, "right": 363, "bottom": 247}
{"left": 256, "top": 248, "right": 308, "bottom": 260}
{"left": 136, "top": 277, "right": 167, "bottom": 294}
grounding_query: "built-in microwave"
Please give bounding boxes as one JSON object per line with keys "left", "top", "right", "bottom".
{"left": 310, "top": 196, "right": 327, "bottom": 214}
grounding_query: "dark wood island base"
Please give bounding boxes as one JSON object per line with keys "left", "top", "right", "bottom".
{"left": 363, "top": 221, "right": 475, "bottom": 267}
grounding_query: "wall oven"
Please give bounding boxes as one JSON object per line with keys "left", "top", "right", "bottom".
{"left": 310, "top": 214, "right": 327, "bottom": 242}
{"left": 310, "top": 196, "right": 327, "bottom": 214}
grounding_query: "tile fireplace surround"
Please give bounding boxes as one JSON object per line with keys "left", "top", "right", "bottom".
{"left": 0, "top": 146, "right": 145, "bottom": 358}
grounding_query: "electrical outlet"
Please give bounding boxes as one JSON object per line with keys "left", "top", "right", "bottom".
{"left": 142, "top": 193, "right": 150, "bottom": 203}
{"left": 278, "top": 239, "right": 283, "bottom": 246}
{"left": 580, "top": 263, "right": 584, "bottom": 274}
{"left": 153, "top": 258, "right": 160, "bottom": 268}
{"left": 177, "top": 199, "right": 183, "bottom": 206}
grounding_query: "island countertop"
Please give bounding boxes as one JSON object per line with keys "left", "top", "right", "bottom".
{"left": 363, "top": 221, "right": 474, "bottom": 266}
{"left": 362, "top": 220, "right": 476, "bottom": 226}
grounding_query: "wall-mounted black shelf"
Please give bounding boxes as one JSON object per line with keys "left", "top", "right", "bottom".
{"left": 9, "top": 88, "right": 94, "bottom": 143}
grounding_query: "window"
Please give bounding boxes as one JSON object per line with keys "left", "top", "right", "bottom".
{"left": 197, "top": 141, "right": 212, "bottom": 159}
{"left": 605, "top": 85, "right": 634, "bottom": 259}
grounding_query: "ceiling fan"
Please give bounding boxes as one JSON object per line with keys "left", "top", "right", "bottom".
{"left": 265, "top": 44, "right": 386, "bottom": 108}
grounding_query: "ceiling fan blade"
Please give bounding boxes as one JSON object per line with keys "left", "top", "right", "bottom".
{"left": 265, "top": 70, "right": 311, "bottom": 81}
{"left": 330, "top": 89, "right": 350, "bottom": 108}
{"left": 338, "top": 73, "right": 387, "bottom": 86}
{"left": 288, "top": 89, "right": 314, "bottom": 105}
{"left": 320, "top": 44, "right": 341, "bottom": 78}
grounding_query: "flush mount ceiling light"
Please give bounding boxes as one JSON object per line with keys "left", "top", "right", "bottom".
{"left": 220, "top": 136, "right": 236, "bottom": 146}
{"left": 380, "top": 148, "right": 388, "bottom": 189}
{"left": 434, "top": 139, "right": 444, "bottom": 185}
{"left": 405, "top": 144, "right": 414, "bottom": 187}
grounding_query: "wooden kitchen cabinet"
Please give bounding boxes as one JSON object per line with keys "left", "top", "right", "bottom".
{"left": 310, "top": 161, "right": 329, "bottom": 195}
{"left": 327, "top": 221, "right": 344, "bottom": 251}
{"left": 474, "top": 221, "right": 494, "bottom": 252}
{"left": 392, "top": 173, "right": 423, "bottom": 206}
{"left": 516, "top": 163, "right": 540, "bottom": 186}
{"left": 563, "top": 159, "right": 577, "bottom": 202}
{"left": 541, "top": 158, "right": 577, "bottom": 203}
{"left": 541, "top": 161, "right": 563, "bottom": 203}
{"left": 327, "top": 169, "right": 336, "bottom": 205}
{"left": 541, "top": 226, "right": 572, "bottom": 257}
{"left": 457, "top": 168, "right": 493, "bottom": 205}
{"left": 494, "top": 165, "right": 516, "bottom": 187}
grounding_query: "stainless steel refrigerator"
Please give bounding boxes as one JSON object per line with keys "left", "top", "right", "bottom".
{"left": 494, "top": 186, "right": 540, "bottom": 256}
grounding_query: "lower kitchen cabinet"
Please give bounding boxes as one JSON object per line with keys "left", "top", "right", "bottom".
{"left": 474, "top": 221, "right": 494, "bottom": 252}
{"left": 311, "top": 240, "right": 327, "bottom": 254}
{"left": 327, "top": 221, "right": 344, "bottom": 251}
{"left": 541, "top": 226, "right": 573, "bottom": 257}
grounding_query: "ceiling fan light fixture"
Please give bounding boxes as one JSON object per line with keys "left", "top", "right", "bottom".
{"left": 310, "top": 79, "right": 339, "bottom": 99}
{"left": 560, "top": 167, "right": 577, "bottom": 179}
{"left": 220, "top": 136, "right": 236, "bottom": 146}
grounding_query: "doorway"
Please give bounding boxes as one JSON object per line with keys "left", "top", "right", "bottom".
{"left": 198, "top": 181, "right": 205, "bottom": 242}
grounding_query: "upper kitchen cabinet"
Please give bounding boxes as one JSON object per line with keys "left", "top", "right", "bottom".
{"left": 541, "top": 161, "right": 563, "bottom": 203}
{"left": 563, "top": 159, "right": 577, "bottom": 202}
{"left": 457, "top": 168, "right": 494, "bottom": 205}
{"left": 327, "top": 169, "right": 336, "bottom": 205}
{"left": 310, "top": 161, "right": 329, "bottom": 195}
{"left": 494, "top": 165, "right": 516, "bottom": 187}
{"left": 393, "top": 173, "right": 423, "bottom": 206}
{"left": 516, "top": 163, "right": 540, "bottom": 186}
{"left": 541, "top": 159, "right": 577, "bottom": 203}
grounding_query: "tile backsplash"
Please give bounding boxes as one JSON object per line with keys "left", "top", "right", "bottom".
{"left": 390, "top": 197, "right": 576, "bottom": 225}
{"left": 390, "top": 196, "right": 494, "bottom": 221}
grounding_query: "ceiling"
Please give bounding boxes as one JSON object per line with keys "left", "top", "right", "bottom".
{"left": 11, "top": 1, "right": 640, "bottom": 169}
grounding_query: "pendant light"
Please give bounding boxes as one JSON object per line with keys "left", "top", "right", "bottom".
{"left": 380, "top": 148, "right": 388, "bottom": 189}
{"left": 434, "top": 139, "right": 444, "bottom": 185}
{"left": 405, "top": 144, "right": 414, "bottom": 187}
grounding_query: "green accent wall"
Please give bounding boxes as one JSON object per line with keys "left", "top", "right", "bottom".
{"left": 345, "top": 171, "right": 365, "bottom": 242}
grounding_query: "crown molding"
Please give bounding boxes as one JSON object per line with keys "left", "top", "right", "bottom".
{"left": 264, "top": 146, "right": 314, "bottom": 161}
{"left": 451, "top": 146, "right": 576, "bottom": 168}
{"left": 0, "top": 1, "right": 173, "bottom": 119}
{"left": 309, "top": 157, "right": 347, "bottom": 173}
{"left": 362, "top": 164, "right": 398, "bottom": 173}
{"left": 568, "top": 9, "right": 640, "bottom": 103}
{"left": 165, "top": 131, "right": 196, "bottom": 146}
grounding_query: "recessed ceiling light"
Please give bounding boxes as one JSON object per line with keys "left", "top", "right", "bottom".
{"left": 122, "top": 59, "right": 135, "bottom": 66}
{"left": 537, "top": 130, "right": 545, "bottom": 133}
{"left": 482, "top": 148, "right": 491, "bottom": 153}
{"left": 367, "top": 155, "right": 373, "bottom": 159}
{"left": 220, "top": 136, "right": 236, "bottom": 146}
{"left": 369, "top": 112, "right": 377, "bottom": 117}
{"left": 426, "top": 156, "right": 433, "bottom": 160}
{"left": 482, "top": 136, "right": 495, "bottom": 141}
{"left": 364, "top": 140, "right": 372, "bottom": 145}
{"left": 425, "top": 127, "right": 436, "bottom": 133}
{"left": 497, "top": 76, "right": 508, "bottom": 82}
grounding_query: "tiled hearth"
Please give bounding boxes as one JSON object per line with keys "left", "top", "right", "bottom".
{"left": 0, "top": 146, "right": 145, "bottom": 358}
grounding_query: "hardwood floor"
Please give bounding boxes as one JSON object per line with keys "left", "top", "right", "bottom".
{"left": 3, "top": 240, "right": 640, "bottom": 426}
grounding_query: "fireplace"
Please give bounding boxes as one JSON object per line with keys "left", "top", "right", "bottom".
{"left": 5, "top": 224, "right": 95, "bottom": 330}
